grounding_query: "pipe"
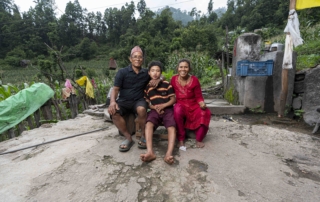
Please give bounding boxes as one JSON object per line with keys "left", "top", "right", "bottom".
{"left": 0, "top": 127, "right": 109, "bottom": 155}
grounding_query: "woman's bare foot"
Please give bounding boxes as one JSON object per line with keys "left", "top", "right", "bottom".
{"left": 164, "top": 155, "right": 174, "bottom": 165}
{"left": 196, "top": 141, "right": 205, "bottom": 148}
{"left": 177, "top": 141, "right": 184, "bottom": 148}
{"left": 140, "top": 153, "right": 156, "bottom": 162}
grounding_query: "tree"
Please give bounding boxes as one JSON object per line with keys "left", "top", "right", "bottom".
{"left": 47, "top": 22, "right": 59, "bottom": 48}
{"left": 176, "top": 20, "right": 218, "bottom": 55}
{"left": 0, "top": 0, "right": 23, "bottom": 58}
{"left": 94, "top": 11, "right": 107, "bottom": 44}
{"left": 33, "top": 0, "right": 57, "bottom": 46}
{"left": 85, "top": 11, "right": 96, "bottom": 38}
{"left": 79, "top": 37, "right": 91, "bottom": 60}
{"left": 58, "top": 0, "right": 85, "bottom": 47}
{"left": 208, "top": 12, "right": 218, "bottom": 23}
{"left": 208, "top": 0, "right": 213, "bottom": 14}
{"left": 79, "top": 37, "right": 97, "bottom": 60}
{"left": 0, "top": 0, "right": 13, "bottom": 13}
{"left": 137, "top": 0, "right": 146, "bottom": 16}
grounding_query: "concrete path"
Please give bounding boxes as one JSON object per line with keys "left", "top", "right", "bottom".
{"left": 0, "top": 114, "right": 320, "bottom": 202}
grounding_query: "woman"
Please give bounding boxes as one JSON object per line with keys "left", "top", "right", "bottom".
{"left": 171, "top": 58, "right": 211, "bottom": 148}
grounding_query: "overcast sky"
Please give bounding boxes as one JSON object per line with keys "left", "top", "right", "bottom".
{"left": 13, "top": 0, "right": 227, "bottom": 16}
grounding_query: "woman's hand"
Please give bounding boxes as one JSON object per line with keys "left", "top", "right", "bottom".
{"left": 199, "top": 101, "right": 207, "bottom": 110}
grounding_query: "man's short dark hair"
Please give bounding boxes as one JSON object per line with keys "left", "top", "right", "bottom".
{"left": 148, "top": 61, "right": 163, "bottom": 72}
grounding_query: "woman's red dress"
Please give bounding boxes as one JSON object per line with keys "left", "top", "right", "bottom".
{"left": 171, "top": 75, "right": 211, "bottom": 130}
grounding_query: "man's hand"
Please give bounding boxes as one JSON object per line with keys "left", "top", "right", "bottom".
{"left": 108, "top": 101, "right": 119, "bottom": 115}
{"left": 148, "top": 77, "right": 162, "bottom": 87}
{"left": 199, "top": 101, "right": 207, "bottom": 110}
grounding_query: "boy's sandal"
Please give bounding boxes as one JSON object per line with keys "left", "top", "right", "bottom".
{"left": 119, "top": 139, "right": 135, "bottom": 152}
{"left": 138, "top": 137, "right": 147, "bottom": 149}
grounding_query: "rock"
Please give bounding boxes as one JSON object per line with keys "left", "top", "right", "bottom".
{"left": 88, "top": 104, "right": 106, "bottom": 110}
{"left": 292, "top": 96, "right": 302, "bottom": 110}
{"left": 83, "top": 109, "right": 104, "bottom": 117}
{"left": 302, "top": 65, "right": 320, "bottom": 126}
{"left": 138, "top": 178, "right": 146, "bottom": 183}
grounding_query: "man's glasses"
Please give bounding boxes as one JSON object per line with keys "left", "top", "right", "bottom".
{"left": 131, "top": 56, "right": 143, "bottom": 60}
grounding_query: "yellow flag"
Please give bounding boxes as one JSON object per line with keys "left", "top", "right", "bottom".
{"left": 296, "top": 0, "right": 320, "bottom": 10}
{"left": 76, "top": 76, "right": 87, "bottom": 86}
{"left": 76, "top": 76, "right": 94, "bottom": 98}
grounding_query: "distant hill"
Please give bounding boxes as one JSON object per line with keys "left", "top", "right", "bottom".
{"left": 155, "top": 6, "right": 226, "bottom": 26}
{"left": 214, "top": 7, "right": 226, "bottom": 19}
{"left": 155, "top": 7, "right": 193, "bottom": 26}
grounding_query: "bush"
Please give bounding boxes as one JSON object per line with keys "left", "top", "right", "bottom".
{"left": 295, "top": 40, "right": 320, "bottom": 55}
{"left": 104, "top": 68, "right": 110, "bottom": 77}
{"left": 86, "top": 69, "right": 97, "bottom": 78}
{"left": 75, "top": 69, "right": 83, "bottom": 78}
{"left": 5, "top": 48, "right": 26, "bottom": 67}
{"left": 4, "top": 56, "right": 20, "bottom": 67}
{"left": 296, "top": 54, "right": 320, "bottom": 70}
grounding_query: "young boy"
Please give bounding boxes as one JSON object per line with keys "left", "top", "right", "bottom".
{"left": 140, "top": 61, "right": 176, "bottom": 164}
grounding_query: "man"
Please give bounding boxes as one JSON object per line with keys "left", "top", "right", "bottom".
{"left": 108, "top": 46, "right": 159, "bottom": 152}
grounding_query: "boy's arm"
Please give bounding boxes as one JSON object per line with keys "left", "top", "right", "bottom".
{"left": 153, "top": 95, "right": 175, "bottom": 114}
{"left": 145, "top": 97, "right": 156, "bottom": 110}
{"left": 144, "top": 87, "right": 155, "bottom": 110}
{"left": 162, "top": 95, "right": 176, "bottom": 109}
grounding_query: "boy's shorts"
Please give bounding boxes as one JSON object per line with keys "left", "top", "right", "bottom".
{"left": 146, "top": 107, "right": 176, "bottom": 129}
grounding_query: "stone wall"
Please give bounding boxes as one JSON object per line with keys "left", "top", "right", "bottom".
{"left": 297, "top": 65, "right": 320, "bottom": 126}
{"left": 228, "top": 33, "right": 296, "bottom": 113}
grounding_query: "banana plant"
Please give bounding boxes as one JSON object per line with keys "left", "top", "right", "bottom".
{"left": 0, "top": 84, "right": 19, "bottom": 101}
{"left": 0, "top": 83, "right": 29, "bottom": 101}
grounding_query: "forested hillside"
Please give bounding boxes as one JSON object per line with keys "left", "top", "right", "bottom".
{"left": 0, "top": 0, "right": 319, "bottom": 71}
{"left": 154, "top": 6, "right": 226, "bottom": 26}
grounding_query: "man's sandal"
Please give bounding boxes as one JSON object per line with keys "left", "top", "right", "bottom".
{"left": 119, "top": 139, "right": 135, "bottom": 152}
{"left": 138, "top": 137, "right": 147, "bottom": 149}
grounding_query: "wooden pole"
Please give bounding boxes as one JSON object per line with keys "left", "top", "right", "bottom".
{"left": 278, "top": 0, "right": 296, "bottom": 117}
{"left": 225, "top": 26, "right": 229, "bottom": 69}
{"left": 289, "top": 0, "right": 296, "bottom": 10}
{"left": 220, "top": 51, "right": 225, "bottom": 90}
{"left": 225, "top": 26, "right": 229, "bottom": 89}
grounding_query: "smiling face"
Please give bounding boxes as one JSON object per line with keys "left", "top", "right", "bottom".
{"left": 148, "top": 65, "right": 161, "bottom": 80}
{"left": 177, "top": 61, "right": 190, "bottom": 79}
{"left": 129, "top": 52, "right": 143, "bottom": 68}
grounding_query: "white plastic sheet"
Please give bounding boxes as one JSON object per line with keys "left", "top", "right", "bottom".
{"left": 282, "top": 9, "right": 303, "bottom": 69}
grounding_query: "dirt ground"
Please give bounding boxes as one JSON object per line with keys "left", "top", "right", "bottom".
{"left": 1, "top": 113, "right": 320, "bottom": 202}
{"left": 224, "top": 112, "right": 318, "bottom": 136}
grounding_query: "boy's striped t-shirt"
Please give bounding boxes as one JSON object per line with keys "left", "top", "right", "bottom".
{"left": 144, "top": 81, "right": 175, "bottom": 105}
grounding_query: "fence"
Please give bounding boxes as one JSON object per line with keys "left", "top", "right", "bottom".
{"left": 0, "top": 94, "right": 95, "bottom": 141}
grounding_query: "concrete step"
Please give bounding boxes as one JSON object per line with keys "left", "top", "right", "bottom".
{"left": 205, "top": 99, "right": 246, "bottom": 115}
{"left": 207, "top": 105, "right": 246, "bottom": 115}
{"left": 87, "top": 100, "right": 246, "bottom": 118}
